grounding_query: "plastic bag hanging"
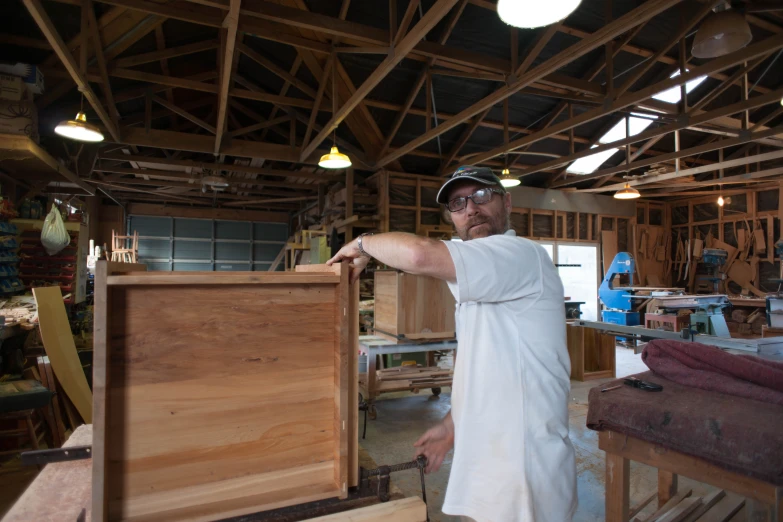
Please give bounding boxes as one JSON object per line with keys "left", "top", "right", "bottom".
{"left": 40, "top": 204, "right": 70, "bottom": 255}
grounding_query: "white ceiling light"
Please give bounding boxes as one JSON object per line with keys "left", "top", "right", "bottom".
{"left": 54, "top": 111, "right": 104, "bottom": 142}
{"left": 497, "top": 0, "right": 581, "bottom": 29}
{"left": 692, "top": 8, "right": 752, "bottom": 59}
{"left": 319, "top": 146, "right": 352, "bottom": 169}
{"left": 201, "top": 175, "right": 229, "bottom": 188}
{"left": 499, "top": 168, "right": 521, "bottom": 188}
{"left": 613, "top": 183, "right": 640, "bottom": 200}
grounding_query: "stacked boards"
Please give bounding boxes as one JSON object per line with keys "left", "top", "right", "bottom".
{"left": 93, "top": 261, "right": 358, "bottom": 522}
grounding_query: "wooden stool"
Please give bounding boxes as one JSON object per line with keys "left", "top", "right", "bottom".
{"left": 601, "top": 430, "right": 782, "bottom": 521}
{"left": 111, "top": 230, "right": 138, "bottom": 263}
{"left": 645, "top": 313, "right": 690, "bottom": 332}
{"left": 0, "top": 410, "right": 44, "bottom": 471}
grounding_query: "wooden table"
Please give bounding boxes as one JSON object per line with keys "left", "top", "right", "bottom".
{"left": 600, "top": 430, "right": 783, "bottom": 521}
{"left": 644, "top": 313, "right": 690, "bottom": 332}
{"left": 359, "top": 335, "right": 456, "bottom": 418}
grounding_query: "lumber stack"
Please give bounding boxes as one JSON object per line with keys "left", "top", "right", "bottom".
{"left": 375, "top": 366, "right": 453, "bottom": 394}
{"left": 631, "top": 488, "right": 746, "bottom": 522}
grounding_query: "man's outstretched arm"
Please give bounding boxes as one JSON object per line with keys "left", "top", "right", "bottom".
{"left": 327, "top": 232, "right": 456, "bottom": 283}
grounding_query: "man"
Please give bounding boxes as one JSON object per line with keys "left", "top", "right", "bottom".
{"left": 328, "top": 166, "right": 577, "bottom": 522}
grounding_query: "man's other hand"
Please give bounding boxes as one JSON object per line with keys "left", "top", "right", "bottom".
{"left": 413, "top": 419, "right": 454, "bottom": 474}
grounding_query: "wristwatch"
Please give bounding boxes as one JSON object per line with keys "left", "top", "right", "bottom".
{"left": 357, "top": 232, "right": 374, "bottom": 257}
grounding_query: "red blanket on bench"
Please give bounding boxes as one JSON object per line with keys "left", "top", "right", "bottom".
{"left": 641, "top": 339, "right": 783, "bottom": 406}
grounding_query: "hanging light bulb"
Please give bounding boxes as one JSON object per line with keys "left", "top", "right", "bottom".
{"left": 318, "top": 67, "right": 351, "bottom": 169}
{"left": 717, "top": 184, "right": 724, "bottom": 207}
{"left": 613, "top": 183, "right": 640, "bottom": 200}
{"left": 499, "top": 168, "right": 520, "bottom": 188}
{"left": 497, "top": 0, "right": 581, "bottom": 28}
{"left": 54, "top": 95, "right": 104, "bottom": 142}
{"left": 319, "top": 144, "right": 352, "bottom": 169}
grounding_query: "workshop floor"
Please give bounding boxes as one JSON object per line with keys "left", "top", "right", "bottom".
{"left": 359, "top": 345, "right": 748, "bottom": 522}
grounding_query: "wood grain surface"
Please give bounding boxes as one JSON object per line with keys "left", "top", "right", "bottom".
{"left": 94, "top": 262, "right": 355, "bottom": 521}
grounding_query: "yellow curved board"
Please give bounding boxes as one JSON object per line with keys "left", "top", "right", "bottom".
{"left": 33, "top": 286, "right": 92, "bottom": 423}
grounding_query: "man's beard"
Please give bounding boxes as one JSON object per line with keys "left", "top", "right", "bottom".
{"left": 456, "top": 213, "right": 511, "bottom": 241}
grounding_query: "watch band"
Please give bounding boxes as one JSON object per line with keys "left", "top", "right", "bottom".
{"left": 357, "top": 232, "right": 373, "bottom": 257}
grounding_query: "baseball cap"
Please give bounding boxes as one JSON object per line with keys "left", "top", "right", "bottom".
{"left": 436, "top": 166, "right": 504, "bottom": 204}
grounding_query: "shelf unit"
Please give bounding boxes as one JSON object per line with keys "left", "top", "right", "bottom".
{"left": 13, "top": 218, "right": 89, "bottom": 304}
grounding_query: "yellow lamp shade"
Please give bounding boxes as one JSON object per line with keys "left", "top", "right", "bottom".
{"left": 614, "top": 183, "right": 640, "bottom": 200}
{"left": 318, "top": 146, "right": 352, "bottom": 169}
{"left": 54, "top": 112, "right": 104, "bottom": 142}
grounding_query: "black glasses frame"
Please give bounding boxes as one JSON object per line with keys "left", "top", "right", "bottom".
{"left": 446, "top": 188, "right": 505, "bottom": 212}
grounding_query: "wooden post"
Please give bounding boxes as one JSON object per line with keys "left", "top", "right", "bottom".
{"left": 345, "top": 166, "right": 354, "bottom": 242}
{"left": 606, "top": 451, "right": 630, "bottom": 522}
{"left": 658, "top": 470, "right": 678, "bottom": 508}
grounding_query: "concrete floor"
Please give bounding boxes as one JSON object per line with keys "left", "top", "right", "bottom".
{"left": 359, "top": 346, "right": 748, "bottom": 522}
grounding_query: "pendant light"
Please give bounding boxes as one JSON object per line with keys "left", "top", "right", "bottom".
{"left": 614, "top": 183, "right": 640, "bottom": 200}
{"left": 318, "top": 61, "right": 351, "bottom": 170}
{"left": 499, "top": 168, "right": 520, "bottom": 188}
{"left": 692, "top": 7, "right": 752, "bottom": 59}
{"left": 497, "top": 0, "right": 581, "bottom": 28}
{"left": 717, "top": 184, "right": 724, "bottom": 207}
{"left": 54, "top": 95, "right": 104, "bottom": 142}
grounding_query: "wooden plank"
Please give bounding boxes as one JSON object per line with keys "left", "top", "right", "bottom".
{"left": 106, "top": 273, "right": 340, "bottom": 285}
{"left": 304, "top": 497, "right": 427, "bottom": 521}
{"left": 659, "top": 470, "right": 679, "bottom": 507}
{"left": 36, "top": 356, "right": 65, "bottom": 448}
{"left": 33, "top": 287, "right": 92, "bottom": 424}
{"left": 657, "top": 497, "right": 702, "bottom": 522}
{"left": 681, "top": 489, "right": 725, "bottom": 521}
{"left": 602, "top": 230, "right": 618, "bottom": 276}
{"left": 690, "top": 494, "right": 744, "bottom": 522}
{"left": 94, "top": 262, "right": 354, "bottom": 521}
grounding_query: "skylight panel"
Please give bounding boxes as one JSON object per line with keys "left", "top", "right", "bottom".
{"left": 566, "top": 114, "right": 657, "bottom": 175}
{"left": 652, "top": 69, "right": 708, "bottom": 104}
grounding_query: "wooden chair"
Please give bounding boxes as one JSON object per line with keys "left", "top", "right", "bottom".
{"left": 111, "top": 230, "right": 138, "bottom": 263}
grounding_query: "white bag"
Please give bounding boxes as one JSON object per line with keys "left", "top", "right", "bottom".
{"left": 41, "top": 204, "right": 70, "bottom": 256}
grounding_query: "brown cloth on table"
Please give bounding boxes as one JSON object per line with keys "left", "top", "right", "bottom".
{"left": 641, "top": 339, "right": 783, "bottom": 405}
{"left": 586, "top": 371, "right": 783, "bottom": 486}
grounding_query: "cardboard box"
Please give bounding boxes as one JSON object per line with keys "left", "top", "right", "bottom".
{"left": 0, "top": 75, "right": 24, "bottom": 101}
{"left": 0, "top": 97, "right": 39, "bottom": 143}
{"left": 0, "top": 63, "right": 44, "bottom": 95}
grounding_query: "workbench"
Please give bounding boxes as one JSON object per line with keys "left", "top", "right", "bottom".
{"left": 588, "top": 372, "right": 783, "bottom": 521}
{"left": 359, "top": 335, "right": 456, "bottom": 418}
{"left": 2, "top": 425, "right": 415, "bottom": 522}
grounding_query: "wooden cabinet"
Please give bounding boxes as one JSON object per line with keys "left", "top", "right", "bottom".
{"left": 93, "top": 262, "right": 358, "bottom": 521}
{"left": 374, "top": 270, "right": 455, "bottom": 343}
{"left": 566, "top": 324, "right": 616, "bottom": 381}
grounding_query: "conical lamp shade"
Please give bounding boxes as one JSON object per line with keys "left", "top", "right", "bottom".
{"left": 499, "top": 168, "right": 520, "bottom": 188}
{"left": 692, "top": 10, "right": 752, "bottom": 59}
{"left": 614, "top": 183, "right": 640, "bottom": 200}
{"left": 54, "top": 112, "right": 104, "bottom": 142}
{"left": 319, "top": 146, "right": 352, "bottom": 169}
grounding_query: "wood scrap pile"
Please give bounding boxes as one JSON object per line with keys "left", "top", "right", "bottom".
{"left": 726, "top": 308, "right": 766, "bottom": 335}
{"left": 0, "top": 295, "right": 38, "bottom": 329}
{"left": 631, "top": 225, "right": 670, "bottom": 287}
{"left": 375, "top": 366, "right": 453, "bottom": 394}
{"left": 705, "top": 221, "right": 768, "bottom": 297}
{"left": 632, "top": 488, "right": 745, "bottom": 522}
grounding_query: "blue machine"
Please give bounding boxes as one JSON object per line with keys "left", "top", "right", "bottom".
{"left": 599, "top": 252, "right": 640, "bottom": 325}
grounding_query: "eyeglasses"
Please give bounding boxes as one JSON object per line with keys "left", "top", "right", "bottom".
{"left": 446, "top": 188, "right": 505, "bottom": 212}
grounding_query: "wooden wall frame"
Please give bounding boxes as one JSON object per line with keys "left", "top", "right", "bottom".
{"left": 93, "top": 261, "right": 357, "bottom": 521}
